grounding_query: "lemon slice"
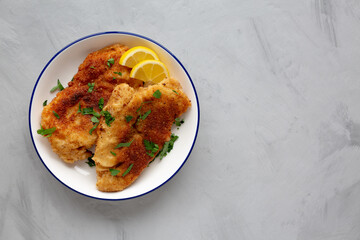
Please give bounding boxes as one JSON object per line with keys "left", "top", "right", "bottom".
{"left": 119, "top": 46, "right": 160, "bottom": 68}
{"left": 130, "top": 60, "right": 169, "bottom": 83}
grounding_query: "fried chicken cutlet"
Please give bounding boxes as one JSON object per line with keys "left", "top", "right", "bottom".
{"left": 41, "top": 44, "right": 143, "bottom": 163}
{"left": 93, "top": 78, "right": 191, "bottom": 192}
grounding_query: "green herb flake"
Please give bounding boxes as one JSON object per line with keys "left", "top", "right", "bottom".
{"left": 115, "top": 139, "right": 134, "bottom": 149}
{"left": 109, "top": 168, "right": 120, "bottom": 176}
{"left": 153, "top": 90, "right": 161, "bottom": 99}
{"left": 88, "top": 82, "right": 95, "bottom": 93}
{"left": 144, "top": 139, "right": 159, "bottom": 157}
{"left": 125, "top": 115, "right": 133, "bottom": 123}
{"left": 110, "top": 151, "right": 116, "bottom": 156}
{"left": 89, "top": 123, "right": 99, "bottom": 135}
{"left": 172, "top": 90, "right": 179, "bottom": 95}
{"left": 43, "top": 100, "right": 47, "bottom": 106}
{"left": 101, "top": 110, "right": 115, "bottom": 126}
{"left": 50, "top": 79, "right": 64, "bottom": 93}
{"left": 86, "top": 154, "right": 95, "bottom": 167}
{"left": 174, "top": 118, "right": 184, "bottom": 127}
{"left": 113, "top": 71, "right": 122, "bottom": 76}
{"left": 98, "top": 98, "right": 104, "bottom": 110}
{"left": 159, "top": 134, "right": 179, "bottom": 160}
{"left": 71, "top": 77, "right": 74, "bottom": 81}
{"left": 37, "top": 125, "right": 56, "bottom": 137}
{"left": 53, "top": 111, "right": 60, "bottom": 119}
{"left": 113, "top": 77, "right": 116, "bottom": 80}
{"left": 107, "top": 58, "right": 115, "bottom": 67}
{"left": 122, "top": 163, "right": 134, "bottom": 177}
{"left": 140, "top": 109, "right": 151, "bottom": 120}
{"left": 136, "top": 101, "right": 152, "bottom": 112}
{"left": 91, "top": 116, "right": 99, "bottom": 123}
{"left": 77, "top": 103, "right": 81, "bottom": 113}
{"left": 90, "top": 66, "right": 95, "bottom": 69}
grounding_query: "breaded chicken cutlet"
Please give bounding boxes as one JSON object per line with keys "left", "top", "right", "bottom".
{"left": 41, "top": 44, "right": 143, "bottom": 163}
{"left": 93, "top": 78, "right": 191, "bottom": 192}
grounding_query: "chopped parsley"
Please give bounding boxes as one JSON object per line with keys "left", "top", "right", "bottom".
{"left": 71, "top": 77, "right": 74, "bottom": 81}
{"left": 90, "top": 66, "right": 95, "bottom": 69}
{"left": 110, "top": 151, "right": 116, "bottom": 156}
{"left": 153, "top": 90, "right": 161, "bottom": 99}
{"left": 77, "top": 102, "right": 82, "bottom": 113}
{"left": 174, "top": 118, "right": 184, "bottom": 126}
{"left": 98, "top": 98, "right": 104, "bottom": 110}
{"left": 113, "top": 77, "right": 116, "bottom": 80}
{"left": 37, "top": 125, "right": 56, "bottom": 137}
{"left": 43, "top": 100, "right": 47, "bottom": 106}
{"left": 158, "top": 134, "right": 179, "bottom": 160}
{"left": 91, "top": 116, "right": 99, "bottom": 123}
{"left": 107, "top": 58, "right": 115, "bottom": 67}
{"left": 50, "top": 79, "right": 64, "bottom": 92}
{"left": 89, "top": 123, "right": 99, "bottom": 135}
{"left": 125, "top": 115, "right": 133, "bottom": 123}
{"left": 88, "top": 82, "right": 95, "bottom": 93}
{"left": 113, "top": 71, "right": 122, "bottom": 76}
{"left": 101, "top": 110, "right": 115, "bottom": 126}
{"left": 140, "top": 109, "right": 151, "bottom": 121}
{"left": 86, "top": 154, "right": 95, "bottom": 167}
{"left": 109, "top": 168, "right": 120, "bottom": 176}
{"left": 144, "top": 139, "right": 159, "bottom": 157}
{"left": 122, "top": 164, "right": 134, "bottom": 177}
{"left": 172, "top": 90, "right": 179, "bottom": 95}
{"left": 115, "top": 139, "right": 134, "bottom": 149}
{"left": 81, "top": 107, "right": 101, "bottom": 117}
{"left": 53, "top": 111, "right": 60, "bottom": 119}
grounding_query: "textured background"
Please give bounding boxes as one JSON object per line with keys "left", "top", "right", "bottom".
{"left": 2, "top": 0, "right": 360, "bottom": 239}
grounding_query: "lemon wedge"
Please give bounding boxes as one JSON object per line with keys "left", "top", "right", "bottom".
{"left": 130, "top": 60, "right": 169, "bottom": 83}
{"left": 119, "top": 46, "right": 160, "bottom": 68}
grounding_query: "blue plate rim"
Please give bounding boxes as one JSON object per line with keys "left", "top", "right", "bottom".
{"left": 28, "top": 31, "right": 200, "bottom": 201}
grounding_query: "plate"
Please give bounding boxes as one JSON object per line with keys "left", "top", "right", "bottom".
{"left": 29, "top": 32, "right": 200, "bottom": 200}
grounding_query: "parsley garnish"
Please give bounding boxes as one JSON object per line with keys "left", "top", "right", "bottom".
{"left": 113, "top": 77, "right": 116, "bottom": 80}
{"left": 53, "top": 111, "right": 60, "bottom": 119}
{"left": 89, "top": 123, "right": 99, "bottom": 135}
{"left": 71, "top": 77, "right": 74, "bottom": 81}
{"left": 81, "top": 107, "right": 101, "bottom": 117}
{"left": 90, "top": 66, "right": 95, "bottom": 69}
{"left": 37, "top": 125, "right": 56, "bottom": 137}
{"left": 113, "top": 71, "right": 122, "bottom": 76}
{"left": 100, "top": 110, "right": 115, "bottom": 126}
{"left": 98, "top": 98, "right": 104, "bottom": 110}
{"left": 91, "top": 116, "right": 99, "bottom": 123}
{"left": 140, "top": 110, "right": 151, "bottom": 121}
{"left": 50, "top": 79, "right": 64, "bottom": 92}
{"left": 88, "top": 82, "right": 95, "bottom": 93}
{"left": 107, "top": 58, "right": 115, "bottom": 67}
{"left": 86, "top": 154, "right": 95, "bottom": 167}
{"left": 43, "top": 100, "right": 47, "bottom": 106}
{"left": 109, "top": 168, "right": 120, "bottom": 176}
{"left": 144, "top": 139, "right": 159, "bottom": 157}
{"left": 174, "top": 118, "right": 184, "bottom": 126}
{"left": 77, "top": 102, "right": 81, "bottom": 113}
{"left": 153, "top": 90, "right": 161, "bottom": 99}
{"left": 172, "top": 90, "right": 179, "bottom": 95}
{"left": 110, "top": 151, "right": 116, "bottom": 156}
{"left": 122, "top": 164, "right": 134, "bottom": 177}
{"left": 158, "top": 134, "right": 179, "bottom": 160}
{"left": 115, "top": 139, "right": 134, "bottom": 149}
{"left": 125, "top": 115, "right": 133, "bottom": 123}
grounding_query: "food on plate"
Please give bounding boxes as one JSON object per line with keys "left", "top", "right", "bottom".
{"left": 40, "top": 44, "right": 143, "bottom": 163}
{"left": 38, "top": 43, "right": 191, "bottom": 192}
{"left": 119, "top": 46, "right": 160, "bottom": 68}
{"left": 93, "top": 78, "right": 191, "bottom": 192}
{"left": 129, "top": 60, "right": 169, "bottom": 83}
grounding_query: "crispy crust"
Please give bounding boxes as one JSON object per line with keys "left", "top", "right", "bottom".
{"left": 94, "top": 78, "right": 191, "bottom": 192}
{"left": 41, "top": 44, "right": 143, "bottom": 163}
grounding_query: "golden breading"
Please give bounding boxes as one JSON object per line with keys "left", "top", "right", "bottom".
{"left": 93, "top": 78, "right": 191, "bottom": 192}
{"left": 41, "top": 44, "right": 143, "bottom": 163}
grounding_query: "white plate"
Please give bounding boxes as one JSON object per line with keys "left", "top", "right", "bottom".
{"left": 29, "top": 32, "right": 200, "bottom": 200}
